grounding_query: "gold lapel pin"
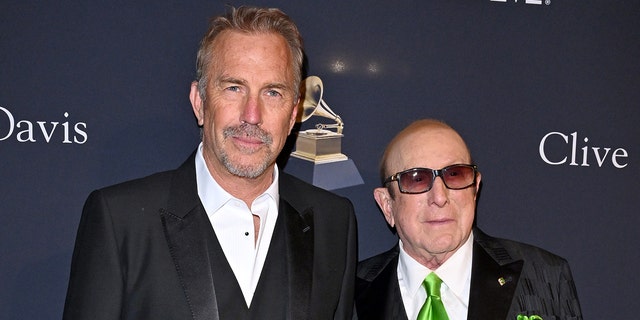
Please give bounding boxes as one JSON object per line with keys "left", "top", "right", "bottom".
{"left": 498, "top": 277, "right": 506, "bottom": 286}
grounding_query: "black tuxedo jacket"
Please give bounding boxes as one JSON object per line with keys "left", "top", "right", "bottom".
{"left": 355, "top": 228, "right": 582, "bottom": 320}
{"left": 63, "top": 153, "right": 357, "bottom": 320}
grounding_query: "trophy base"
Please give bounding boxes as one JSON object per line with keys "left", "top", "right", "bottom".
{"left": 290, "top": 152, "right": 348, "bottom": 164}
{"left": 291, "top": 129, "right": 347, "bottom": 164}
{"left": 284, "top": 157, "right": 364, "bottom": 190}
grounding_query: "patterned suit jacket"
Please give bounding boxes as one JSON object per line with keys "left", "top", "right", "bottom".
{"left": 355, "top": 228, "right": 582, "bottom": 320}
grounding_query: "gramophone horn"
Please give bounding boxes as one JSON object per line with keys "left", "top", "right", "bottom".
{"left": 298, "top": 76, "right": 343, "bottom": 126}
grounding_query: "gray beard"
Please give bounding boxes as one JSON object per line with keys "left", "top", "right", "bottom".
{"left": 219, "top": 123, "right": 273, "bottom": 179}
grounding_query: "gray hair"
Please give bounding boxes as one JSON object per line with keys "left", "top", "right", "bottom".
{"left": 194, "top": 6, "right": 304, "bottom": 100}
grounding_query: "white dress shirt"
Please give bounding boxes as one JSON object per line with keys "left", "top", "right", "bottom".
{"left": 195, "top": 143, "right": 279, "bottom": 307}
{"left": 397, "top": 233, "right": 474, "bottom": 320}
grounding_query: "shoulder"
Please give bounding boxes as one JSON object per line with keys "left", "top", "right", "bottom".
{"left": 355, "top": 246, "right": 400, "bottom": 311}
{"left": 92, "top": 152, "right": 195, "bottom": 203}
{"left": 79, "top": 170, "right": 177, "bottom": 232}
{"left": 103, "top": 169, "right": 174, "bottom": 192}
{"left": 357, "top": 245, "right": 399, "bottom": 281}
{"left": 86, "top": 153, "right": 196, "bottom": 212}
{"left": 474, "top": 228, "right": 570, "bottom": 267}
{"left": 78, "top": 155, "right": 199, "bottom": 238}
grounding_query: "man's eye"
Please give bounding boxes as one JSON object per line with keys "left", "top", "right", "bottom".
{"left": 410, "top": 173, "right": 425, "bottom": 182}
{"left": 266, "top": 89, "right": 282, "bottom": 97}
{"left": 226, "top": 86, "right": 241, "bottom": 92}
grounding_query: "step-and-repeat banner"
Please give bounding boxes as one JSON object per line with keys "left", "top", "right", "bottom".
{"left": 1, "top": 1, "right": 637, "bottom": 318}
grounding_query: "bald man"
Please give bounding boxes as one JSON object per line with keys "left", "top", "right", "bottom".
{"left": 355, "top": 119, "right": 582, "bottom": 320}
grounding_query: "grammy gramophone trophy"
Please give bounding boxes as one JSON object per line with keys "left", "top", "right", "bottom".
{"left": 291, "top": 76, "right": 348, "bottom": 163}
{"left": 286, "top": 76, "right": 363, "bottom": 190}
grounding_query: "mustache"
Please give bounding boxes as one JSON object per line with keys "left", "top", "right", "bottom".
{"left": 223, "top": 123, "right": 273, "bottom": 145}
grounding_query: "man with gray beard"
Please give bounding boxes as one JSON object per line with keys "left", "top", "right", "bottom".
{"left": 63, "top": 6, "right": 357, "bottom": 320}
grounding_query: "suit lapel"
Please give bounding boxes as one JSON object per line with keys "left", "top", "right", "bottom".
{"left": 356, "top": 246, "right": 408, "bottom": 320}
{"left": 467, "top": 229, "right": 523, "bottom": 320}
{"left": 160, "top": 154, "right": 220, "bottom": 320}
{"left": 280, "top": 198, "right": 314, "bottom": 320}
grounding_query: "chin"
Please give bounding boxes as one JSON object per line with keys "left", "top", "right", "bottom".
{"left": 429, "top": 237, "right": 460, "bottom": 252}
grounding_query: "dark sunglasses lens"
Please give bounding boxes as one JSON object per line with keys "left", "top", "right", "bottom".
{"left": 399, "top": 169, "right": 433, "bottom": 193}
{"left": 443, "top": 165, "right": 475, "bottom": 189}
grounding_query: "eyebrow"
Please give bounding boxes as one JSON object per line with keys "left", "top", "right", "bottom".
{"left": 217, "top": 76, "right": 291, "bottom": 91}
{"left": 217, "top": 76, "right": 246, "bottom": 86}
{"left": 265, "top": 82, "right": 290, "bottom": 91}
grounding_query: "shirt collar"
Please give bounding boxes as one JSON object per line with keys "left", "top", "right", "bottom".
{"left": 398, "top": 240, "right": 430, "bottom": 298}
{"left": 398, "top": 232, "right": 474, "bottom": 302}
{"left": 195, "top": 142, "right": 279, "bottom": 214}
{"left": 435, "top": 232, "right": 473, "bottom": 305}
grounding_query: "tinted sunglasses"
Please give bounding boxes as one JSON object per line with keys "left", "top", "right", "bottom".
{"left": 383, "top": 164, "right": 478, "bottom": 194}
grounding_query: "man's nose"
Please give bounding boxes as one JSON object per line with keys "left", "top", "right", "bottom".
{"left": 240, "top": 95, "right": 262, "bottom": 125}
{"left": 427, "top": 176, "right": 449, "bottom": 207}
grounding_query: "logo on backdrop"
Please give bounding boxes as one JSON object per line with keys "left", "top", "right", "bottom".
{"left": 291, "top": 76, "right": 347, "bottom": 163}
{"left": 539, "top": 131, "right": 629, "bottom": 168}
{"left": 283, "top": 76, "right": 363, "bottom": 190}
{"left": 0, "top": 106, "right": 87, "bottom": 144}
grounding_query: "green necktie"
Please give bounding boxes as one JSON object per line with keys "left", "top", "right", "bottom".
{"left": 416, "top": 273, "right": 449, "bottom": 320}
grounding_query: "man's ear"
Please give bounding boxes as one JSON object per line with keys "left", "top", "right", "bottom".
{"left": 374, "top": 187, "right": 395, "bottom": 227}
{"left": 189, "top": 81, "right": 204, "bottom": 126}
{"left": 473, "top": 171, "right": 482, "bottom": 200}
{"left": 288, "top": 97, "right": 300, "bottom": 133}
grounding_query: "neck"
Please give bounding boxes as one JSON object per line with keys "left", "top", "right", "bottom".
{"left": 415, "top": 252, "right": 455, "bottom": 270}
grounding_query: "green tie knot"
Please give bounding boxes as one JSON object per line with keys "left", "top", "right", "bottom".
{"left": 424, "top": 272, "right": 443, "bottom": 299}
{"left": 416, "top": 273, "right": 449, "bottom": 320}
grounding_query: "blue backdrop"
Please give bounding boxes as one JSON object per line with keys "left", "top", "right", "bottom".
{"left": 1, "top": 1, "right": 638, "bottom": 318}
